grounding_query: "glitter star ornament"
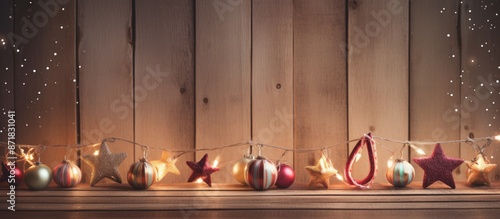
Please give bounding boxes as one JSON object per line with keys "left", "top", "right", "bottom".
{"left": 150, "top": 151, "right": 180, "bottom": 182}
{"left": 81, "top": 142, "right": 127, "bottom": 186}
{"left": 305, "top": 154, "right": 338, "bottom": 188}
{"left": 186, "top": 153, "right": 219, "bottom": 187}
{"left": 413, "top": 143, "right": 464, "bottom": 189}
{"left": 465, "top": 155, "right": 497, "bottom": 186}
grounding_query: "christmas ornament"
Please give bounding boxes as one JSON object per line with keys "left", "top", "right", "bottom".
{"left": 186, "top": 153, "right": 220, "bottom": 187}
{"left": 128, "top": 158, "right": 157, "bottom": 189}
{"left": 150, "top": 151, "right": 180, "bottom": 182}
{"left": 81, "top": 142, "right": 127, "bottom": 186}
{"left": 305, "top": 154, "right": 338, "bottom": 188}
{"left": 24, "top": 162, "right": 52, "bottom": 190}
{"left": 245, "top": 156, "right": 278, "bottom": 191}
{"left": 275, "top": 163, "right": 295, "bottom": 189}
{"left": 345, "top": 133, "right": 378, "bottom": 189}
{"left": 232, "top": 154, "right": 254, "bottom": 185}
{"left": 386, "top": 159, "right": 414, "bottom": 187}
{"left": 465, "top": 154, "right": 497, "bottom": 186}
{"left": 413, "top": 143, "right": 463, "bottom": 189}
{"left": 53, "top": 160, "right": 82, "bottom": 188}
{"left": 1, "top": 162, "right": 24, "bottom": 186}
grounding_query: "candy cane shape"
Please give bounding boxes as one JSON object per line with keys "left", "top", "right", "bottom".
{"left": 344, "top": 133, "right": 378, "bottom": 189}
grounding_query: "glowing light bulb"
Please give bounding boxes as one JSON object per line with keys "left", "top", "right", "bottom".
{"left": 212, "top": 159, "right": 219, "bottom": 168}
{"left": 336, "top": 174, "right": 343, "bottom": 181}
{"left": 416, "top": 149, "right": 426, "bottom": 155}
{"left": 387, "top": 159, "right": 394, "bottom": 168}
{"left": 94, "top": 150, "right": 99, "bottom": 156}
{"left": 196, "top": 178, "right": 203, "bottom": 183}
{"left": 495, "top": 135, "right": 500, "bottom": 141}
{"left": 354, "top": 153, "right": 362, "bottom": 162}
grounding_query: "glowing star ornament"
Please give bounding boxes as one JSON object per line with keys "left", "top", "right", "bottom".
{"left": 413, "top": 143, "right": 464, "bottom": 189}
{"left": 150, "top": 151, "right": 180, "bottom": 182}
{"left": 465, "top": 155, "right": 497, "bottom": 186}
{"left": 186, "top": 153, "right": 220, "bottom": 187}
{"left": 305, "top": 154, "right": 338, "bottom": 188}
{"left": 81, "top": 142, "right": 127, "bottom": 186}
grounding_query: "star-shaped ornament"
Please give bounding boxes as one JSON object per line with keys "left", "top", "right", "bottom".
{"left": 81, "top": 142, "right": 127, "bottom": 186}
{"left": 150, "top": 151, "right": 180, "bottom": 182}
{"left": 305, "top": 154, "right": 338, "bottom": 188}
{"left": 413, "top": 143, "right": 463, "bottom": 189}
{"left": 465, "top": 154, "right": 497, "bottom": 186}
{"left": 186, "top": 153, "right": 219, "bottom": 187}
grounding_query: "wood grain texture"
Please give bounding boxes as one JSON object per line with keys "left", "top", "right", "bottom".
{"left": 14, "top": 0, "right": 77, "bottom": 169}
{"left": 78, "top": 0, "right": 133, "bottom": 182}
{"left": 348, "top": 0, "right": 409, "bottom": 182}
{"left": 195, "top": 0, "right": 251, "bottom": 183}
{"left": 0, "top": 0, "right": 13, "bottom": 150}
{"left": 410, "top": 0, "right": 461, "bottom": 181}
{"left": 135, "top": 0, "right": 194, "bottom": 183}
{"left": 252, "top": 0, "right": 294, "bottom": 166}
{"left": 2, "top": 209, "right": 500, "bottom": 219}
{"left": 293, "top": 0, "right": 347, "bottom": 184}
{"left": 460, "top": 0, "right": 500, "bottom": 182}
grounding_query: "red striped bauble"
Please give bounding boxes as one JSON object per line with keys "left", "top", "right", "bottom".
{"left": 244, "top": 156, "right": 277, "bottom": 191}
{"left": 127, "top": 158, "right": 157, "bottom": 189}
{"left": 53, "top": 160, "right": 82, "bottom": 188}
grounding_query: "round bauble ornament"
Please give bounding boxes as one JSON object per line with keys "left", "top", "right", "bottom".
{"left": 275, "top": 163, "right": 295, "bottom": 189}
{"left": 386, "top": 159, "right": 414, "bottom": 188}
{"left": 232, "top": 155, "right": 254, "bottom": 185}
{"left": 25, "top": 162, "right": 52, "bottom": 190}
{"left": 53, "top": 160, "right": 82, "bottom": 188}
{"left": 244, "top": 156, "right": 277, "bottom": 191}
{"left": 1, "top": 162, "right": 24, "bottom": 186}
{"left": 127, "top": 158, "right": 157, "bottom": 189}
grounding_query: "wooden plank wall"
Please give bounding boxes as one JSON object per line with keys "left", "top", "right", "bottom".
{"left": 348, "top": 0, "right": 409, "bottom": 181}
{"left": 135, "top": 0, "right": 195, "bottom": 183}
{"left": 0, "top": 0, "right": 499, "bottom": 186}
{"left": 78, "top": 0, "right": 133, "bottom": 182}
{"left": 13, "top": 0, "right": 77, "bottom": 169}
{"left": 294, "top": 0, "right": 347, "bottom": 184}
{"left": 0, "top": 0, "right": 14, "bottom": 161}
{"left": 410, "top": 0, "right": 461, "bottom": 181}
{"left": 460, "top": 0, "right": 500, "bottom": 182}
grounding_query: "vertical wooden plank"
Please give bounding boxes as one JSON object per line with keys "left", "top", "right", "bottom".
{"left": 348, "top": 0, "right": 409, "bottom": 183}
{"left": 78, "top": 0, "right": 133, "bottom": 183}
{"left": 14, "top": 0, "right": 76, "bottom": 169}
{"left": 0, "top": 0, "right": 14, "bottom": 152}
{"left": 460, "top": 0, "right": 500, "bottom": 182}
{"left": 196, "top": 0, "right": 251, "bottom": 183}
{"left": 294, "top": 0, "right": 347, "bottom": 184}
{"left": 135, "top": 0, "right": 194, "bottom": 183}
{"left": 252, "top": 0, "right": 293, "bottom": 169}
{"left": 410, "top": 0, "right": 461, "bottom": 181}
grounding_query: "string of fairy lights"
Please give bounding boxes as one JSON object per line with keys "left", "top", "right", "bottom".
{"left": 1, "top": 134, "right": 499, "bottom": 190}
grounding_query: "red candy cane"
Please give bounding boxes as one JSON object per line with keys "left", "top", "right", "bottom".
{"left": 344, "top": 133, "right": 378, "bottom": 189}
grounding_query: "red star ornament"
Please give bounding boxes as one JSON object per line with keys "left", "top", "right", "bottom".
{"left": 412, "top": 143, "right": 464, "bottom": 189}
{"left": 186, "top": 153, "right": 220, "bottom": 187}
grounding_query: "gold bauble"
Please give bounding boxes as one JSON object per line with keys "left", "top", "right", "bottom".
{"left": 232, "top": 156, "right": 254, "bottom": 185}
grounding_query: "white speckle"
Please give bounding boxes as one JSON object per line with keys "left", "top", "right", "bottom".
{"left": 78, "top": 65, "right": 82, "bottom": 69}
{"left": 451, "top": 55, "right": 455, "bottom": 58}
{"left": 493, "top": 102, "right": 496, "bottom": 104}
{"left": 73, "top": 79, "right": 76, "bottom": 82}
{"left": 480, "top": 83, "right": 484, "bottom": 86}
{"left": 5, "top": 67, "right": 8, "bottom": 70}
{"left": 38, "top": 91, "right": 41, "bottom": 94}
{"left": 46, "top": 67, "right": 49, "bottom": 70}
{"left": 481, "top": 45, "right": 484, "bottom": 47}
{"left": 3, "top": 82, "right": 6, "bottom": 85}
{"left": 471, "top": 59, "right": 475, "bottom": 63}
{"left": 33, "top": 69, "right": 36, "bottom": 73}
{"left": 38, "top": 116, "right": 41, "bottom": 119}
{"left": 54, "top": 53, "right": 57, "bottom": 56}
{"left": 447, "top": 34, "right": 451, "bottom": 37}
{"left": 25, "top": 124, "right": 28, "bottom": 127}
{"left": 454, "top": 109, "right": 458, "bottom": 112}
{"left": 54, "top": 81, "right": 58, "bottom": 84}
{"left": 450, "top": 80, "right": 453, "bottom": 83}
{"left": 60, "top": 26, "right": 64, "bottom": 29}
{"left": 16, "top": 49, "right": 19, "bottom": 53}
{"left": 62, "top": 8, "right": 65, "bottom": 11}
{"left": 20, "top": 64, "right": 23, "bottom": 68}
{"left": 486, "top": 108, "right": 489, "bottom": 111}
{"left": 450, "top": 93, "right": 454, "bottom": 97}
{"left": 22, "top": 82, "right": 25, "bottom": 85}
{"left": 489, "top": 124, "right": 492, "bottom": 126}
{"left": 469, "top": 10, "right": 472, "bottom": 13}
{"left": 44, "top": 84, "right": 47, "bottom": 86}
